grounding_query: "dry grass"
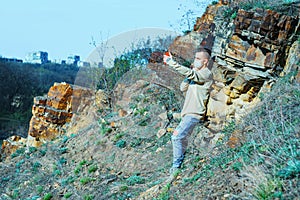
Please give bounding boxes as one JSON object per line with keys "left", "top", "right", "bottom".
{"left": 236, "top": 71, "right": 300, "bottom": 199}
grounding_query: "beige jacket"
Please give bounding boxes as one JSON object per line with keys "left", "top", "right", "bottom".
{"left": 169, "top": 62, "right": 213, "bottom": 120}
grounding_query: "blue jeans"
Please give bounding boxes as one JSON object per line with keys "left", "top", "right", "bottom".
{"left": 172, "top": 115, "right": 200, "bottom": 168}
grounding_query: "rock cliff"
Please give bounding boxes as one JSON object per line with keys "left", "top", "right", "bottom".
{"left": 167, "top": 0, "right": 300, "bottom": 132}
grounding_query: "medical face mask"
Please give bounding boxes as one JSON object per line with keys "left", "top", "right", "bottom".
{"left": 193, "top": 59, "right": 204, "bottom": 69}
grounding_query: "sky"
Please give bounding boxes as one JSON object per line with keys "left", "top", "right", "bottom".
{"left": 0, "top": 0, "right": 213, "bottom": 62}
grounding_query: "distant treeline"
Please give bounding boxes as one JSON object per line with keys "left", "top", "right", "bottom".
{"left": 0, "top": 61, "right": 79, "bottom": 139}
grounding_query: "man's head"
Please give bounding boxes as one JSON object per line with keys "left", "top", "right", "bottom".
{"left": 192, "top": 51, "right": 210, "bottom": 70}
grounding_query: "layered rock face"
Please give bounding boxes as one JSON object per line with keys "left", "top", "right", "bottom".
{"left": 228, "top": 9, "right": 298, "bottom": 68}
{"left": 28, "top": 83, "right": 74, "bottom": 144}
{"left": 169, "top": 0, "right": 300, "bottom": 131}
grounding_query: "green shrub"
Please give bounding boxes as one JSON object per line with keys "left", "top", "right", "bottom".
{"left": 113, "top": 132, "right": 125, "bottom": 142}
{"left": 53, "top": 169, "right": 61, "bottom": 176}
{"left": 120, "top": 185, "right": 128, "bottom": 192}
{"left": 134, "top": 107, "right": 149, "bottom": 116}
{"left": 80, "top": 160, "right": 87, "bottom": 166}
{"left": 231, "top": 161, "right": 243, "bottom": 171}
{"left": 16, "top": 159, "right": 25, "bottom": 168}
{"left": 130, "top": 138, "right": 143, "bottom": 148}
{"left": 99, "top": 121, "right": 112, "bottom": 135}
{"left": 59, "top": 147, "right": 68, "bottom": 154}
{"left": 223, "top": 8, "right": 236, "bottom": 19}
{"left": 58, "top": 157, "right": 67, "bottom": 165}
{"left": 80, "top": 177, "right": 94, "bottom": 185}
{"left": 255, "top": 179, "right": 283, "bottom": 199}
{"left": 62, "top": 136, "right": 69, "bottom": 143}
{"left": 230, "top": 11, "right": 237, "bottom": 19}
{"left": 64, "top": 192, "right": 72, "bottom": 198}
{"left": 39, "top": 149, "right": 47, "bottom": 156}
{"left": 11, "top": 148, "right": 25, "bottom": 158}
{"left": 138, "top": 115, "right": 150, "bottom": 126}
{"left": 157, "top": 183, "right": 171, "bottom": 200}
{"left": 2, "top": 177, "right": 10, "bottom": 181}
{"left": 84, "top": 195, "right": 94, "bottom": 200}
{"left": 74, "top": 160, "right": 87, "bottom": 174}
{"left": 43, "top": 193, "right": 53, "bottom": 200}
{"left": 32, "top": 162, "right": 42, "bottom": 172}
{"left": 116, "top": 140, "right": 126, "bottom": 148}
{"left": 277, "top": 160, "right": 300, "bottom": 178}
{"left": 36, "top": 185, "right": 43, "bottom": 194}
{"left": 12, "top": 189, "right": 19, "bottom": 199}
{"left": 88, "top": 165, "right": 98, "bottom": 173}
{"left": 28, "top": 146, "right": 37, "bottom": 153}
{"left": 60, "top": 176, "right": 76, "bottom": 186}
{"left": 74, "top": 166, "right": 81, "bottom": 175}
{"left": 126, "top": 175, "right": 145, "bottom": 186}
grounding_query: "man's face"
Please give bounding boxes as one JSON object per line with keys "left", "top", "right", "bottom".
{"left": 193, "top": 52, "right": 208, "bottom": 70}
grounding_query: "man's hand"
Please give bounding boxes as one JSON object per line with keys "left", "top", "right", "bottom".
{"left": 163, "top": 51, "right": 176, "bottom": 65}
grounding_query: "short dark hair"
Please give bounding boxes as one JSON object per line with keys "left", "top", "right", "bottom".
{"left": 193, "top": 47, "right": 211, "bottom": 57}
{"left": 194, "top": 47, "right": 213, "bottom": 70}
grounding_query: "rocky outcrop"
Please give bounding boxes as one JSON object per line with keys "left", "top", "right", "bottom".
{"left": 1, "top": 82, "right": 110, "bottom": 159}
{"left": 28, "top": 83, "right": 74, "bottom": 144}
{"left": 1, "top": 136, "right": 27, "bottom": 159}
{"left": 229, "top": 8, "right": 299, "bottom": 68}
{"left": 26, "top": 83, "right": 97, "bottom": 146}
{"left": 210, "top": 4, "right": 299, "bottom": 130}
{"left": 167, "top": 0, "right": 300, "bottom": 132}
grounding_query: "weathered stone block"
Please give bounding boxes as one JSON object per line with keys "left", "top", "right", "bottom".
{"left": 33, "top": 96, "right": 47, "bottom": 106}
{"left": 46, "top": 83, "right": 73, "bottom": 111}
{"left": 27, "top": 82, "right": 95, "bottom": 144}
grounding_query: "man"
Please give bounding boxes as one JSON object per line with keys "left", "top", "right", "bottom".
{"left": 163, "top": 49, "right": 213, "bottom": 174}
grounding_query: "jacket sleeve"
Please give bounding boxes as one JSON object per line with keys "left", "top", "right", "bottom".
{"left": 180, "top": 78, "right": 189, "bottom": 92}
{"left": 168, "top": 61, "right": 211, "bottom": 83}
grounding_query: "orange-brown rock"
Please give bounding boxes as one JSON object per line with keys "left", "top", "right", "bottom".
{"left": 70, "top": 85, "right": 94, "bottom": 113}
{"left": 28, "top": 83, "right": 96, "bottom": 143}
{"left": 1, "top": 82, "right": 101, "bottom": 158}
{"left": 46, "top": 83, "right": 73, "bottom": 111}
{"left": 231, "top": 8, "right": 299, "bottom": 68}
{"left": 1, "top": 136, "right": 27, "bottom": 159}
{"left": 118, "top": 109, "right": 128, "bottom": 117}
{"left": 193, "top": 1, "right": 219, "bottom": 32}
{"left": 227, "top": 130, "right": 243, "bottom": 148}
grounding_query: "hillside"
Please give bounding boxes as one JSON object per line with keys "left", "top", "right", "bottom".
{"left": 1, "top": 0, "right": 300, "bottom": 199}
{"left": 0, "top": 69, "right": 299, "bottom": 200}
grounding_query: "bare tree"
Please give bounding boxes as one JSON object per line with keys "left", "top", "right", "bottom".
{"left": 89, "top": 31, "right": 110, "bottom": 67}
